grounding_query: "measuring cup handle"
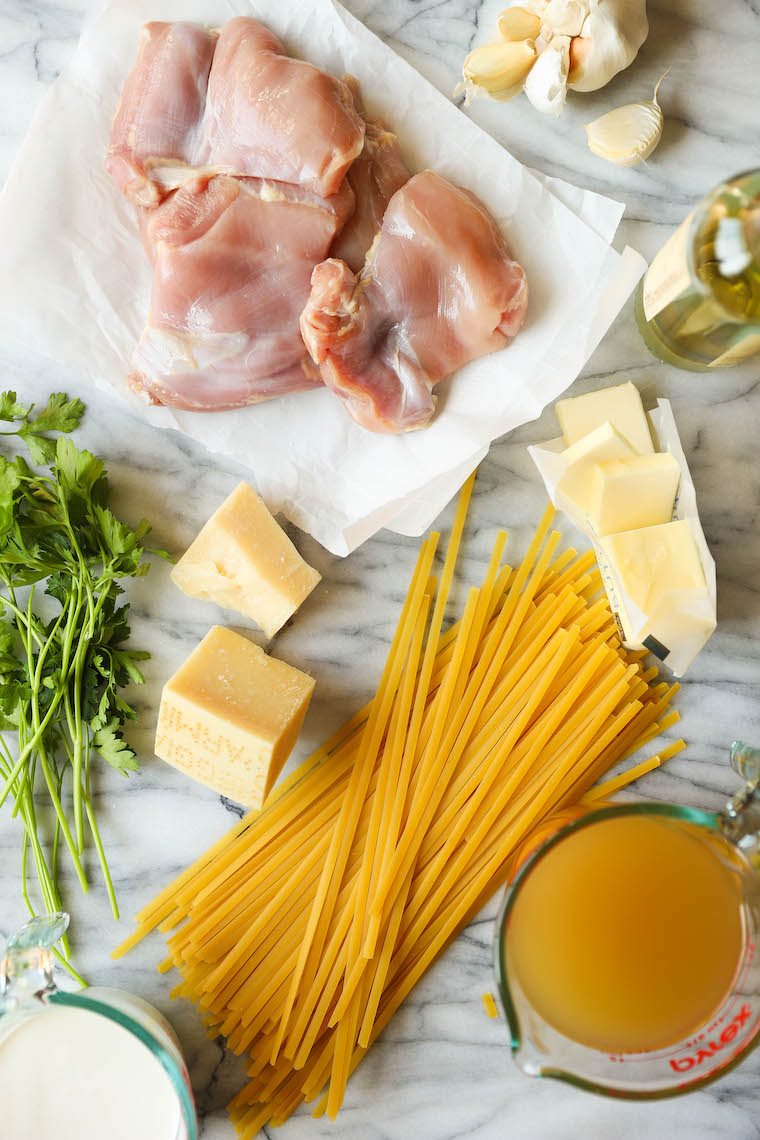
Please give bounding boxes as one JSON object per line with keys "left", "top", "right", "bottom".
{"left": 0, "top": 913, "right": 69, "bottom": 1012}
{"left": 720, "top": 742, "right": 760, "bottom": 865}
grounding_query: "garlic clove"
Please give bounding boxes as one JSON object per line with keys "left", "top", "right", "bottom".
{"left": 542, "top": 0, "right": 590, "bottom": 38}
{"left": 584, "top": 75, "right": 666, "bottom": 166}
{"left": 497, "top": 6, "right": 543, "bottom": 42}
{"left": 523, "top": 34, "right": 571, "bottom": 116}
{"left": 457, "top": 39, "right": 538, "bottom": 104}
{"left": 567, "top": 0, "right": 648, "bottom": 93}
{"left": 568, "top": 29, "right": 592, "bottom": 82}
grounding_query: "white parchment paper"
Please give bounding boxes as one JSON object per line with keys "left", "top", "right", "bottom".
{"left": 529, "top": 400, "right": 717, "bottom": 676}
{"left": 0, "top": 0, "right": 646, "bottom": 555}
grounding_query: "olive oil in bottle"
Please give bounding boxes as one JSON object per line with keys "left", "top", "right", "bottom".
{"left": 635, "top": 169, "right": 760, "bottom": 370}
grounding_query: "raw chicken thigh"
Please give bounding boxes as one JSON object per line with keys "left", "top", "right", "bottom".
{"left": 109, "top": 19, "right": 527, "bottom": 424}
{"left": 130, "top": 175, "right": 353, "bottom": 411}
{"left": 107, "top": 18, "right": 365, "bottom": 206}
{"left": 107, "top": 22, "right": 217, "bottom": 206}
{"left": 329, "top": 83, "right": 410, "bottom": 272}
{"left": 300, "top": 171, "right": 529, "bottom": 433}
{"left": 202, "top": 19, "right": 365, "bottom": 198}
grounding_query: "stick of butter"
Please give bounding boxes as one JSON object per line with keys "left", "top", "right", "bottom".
{"left": 600, "top": 519, "right": 709, "bottom": 650}
{"left": 556, "top": 381, "right": 654, "bottom": 455}
{"left": 590, "top": 453, "right": 681, "bottom": 537}
{"left": 556, "top": 422, "right": 636, "bottom": 519}
{"left": 155, "top": 626, "right": 315, "bottom": 809}
{"left": 171, "top": 482, "right": 321, "bottom": 638}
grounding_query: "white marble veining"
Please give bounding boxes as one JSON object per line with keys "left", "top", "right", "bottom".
{"left": 0, "top": 1, "right": 759, "bottom": 1137}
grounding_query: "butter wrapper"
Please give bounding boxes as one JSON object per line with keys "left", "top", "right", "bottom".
{"left": 528, "top": 399, "right": 717, "bottom": 676}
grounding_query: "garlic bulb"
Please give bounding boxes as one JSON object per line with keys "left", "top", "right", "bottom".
{"left": 455, "top": 38, "right": 538, "bottom": 104}
{"left": 584, "top": 75, "right": 666, "bottom": 165}
{"left": 524, "top": 35, "right": 571, "bottom": 117}
{"left": 568, "top": 0, "right": 648, "bottom": 92}
{"left": 458, "top": 0, "right": 649, "bottom": 114}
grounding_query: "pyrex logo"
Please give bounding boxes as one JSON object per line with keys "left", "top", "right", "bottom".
{"left": 669, "top": 1005, "right": 752, "bottom": 1072}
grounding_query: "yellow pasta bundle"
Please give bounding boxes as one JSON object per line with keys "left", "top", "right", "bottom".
{"left": 114, "top": 476, "right": 683, "bottom": 1133}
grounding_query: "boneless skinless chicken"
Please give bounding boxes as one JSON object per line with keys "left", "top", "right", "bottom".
{"left": 301, "top": 172, "right": 528, "bottom": 432}
{"left": 132, "top": 175, "right": 353, "bottom": 411}
{"left": 108, "top": 18, "right": 364, "bottom": 204}
{"left": 107, "top": 17, "right": 527, "bottom": 429}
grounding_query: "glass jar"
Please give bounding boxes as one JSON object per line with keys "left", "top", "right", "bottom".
{"left": 0, "top": 913, "right": 196, "bottom": 1140}
{"left": 635, "top": 169, "right": 760, "bottom": 370}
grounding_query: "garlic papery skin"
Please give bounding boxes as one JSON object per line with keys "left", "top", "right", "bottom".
{"left": 568, "top": 0, "right": 648, "bottom": 92}
{"left": 523, "top": 34, "right": 571, "bottom": 116}
{"left": 541, "top": 0, "right": 589, "bottom": 37}
{"left": 497, "top": 5, "right": 543, "bottom": 41}
{"left": 584, "top": 76, "right": 665, "bottom": 166}
{"left": 456, "top": 39, "right": 538, "bottom": 105}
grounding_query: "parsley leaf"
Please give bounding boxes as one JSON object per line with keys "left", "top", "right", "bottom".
{"left": 92, "top": 718, "right": 140, "bottom": 776}
{"left": 0, "top": 457, "right": 21, "bottom": 535}
{"left": 27, "top": 393, "right": 85, "bottom": 435}
{"left": 0, "top": 392, "right": 26, "bottom": 422}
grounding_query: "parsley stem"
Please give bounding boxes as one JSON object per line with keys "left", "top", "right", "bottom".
{"left": 51, "top": 946, "right": 87, "bottom": 988}
{"left": 8, "top": 753, "right": 71, "bottom": 959}
{"left": 85, "top": 794, "right": 119, "bottom": 921}
{"left": 33, "top": 739, "right": 88, "bottom": 895}
{"left": 10, "top": 605, "right": 90, "bottom": 897}
{"left": 70, "top": 580, "right": 86, "bottom": 851}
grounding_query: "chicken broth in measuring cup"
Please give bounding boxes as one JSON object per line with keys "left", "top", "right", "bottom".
{"left": 505, "top": 814, "right": 746, "bottom": 1054}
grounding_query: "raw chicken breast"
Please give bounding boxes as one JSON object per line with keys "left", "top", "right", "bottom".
{"left": 202, "top": 19, "right": 365, "bottom": 198}
{"left": 329, "top": 82, "right": 410, "bottom": 272}
{"left": 107, "top": 22, "right": 217, "bottom": 207}
{"left": 131, "top": 174, "right": 354, "bottom": 411}
{"left": 107, "top": 18, "right": 365, "bottom": 205}
{"left": 301, "top": 171, "right": 528, "bottom": 433}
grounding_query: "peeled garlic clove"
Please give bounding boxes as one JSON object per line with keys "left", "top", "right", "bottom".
{"left": 584, "top": 76, "right": 665, "bottom": 166}
{"left": 458, "top": 39, "right": 538, "bottom": 104}
{"left": 542, "top": 0, "right": 589, "bottom": 37}
{"left": 568, "top": 0, "right": 648, "bottom": 92}
{"left": 497, "top": 6, "right": 543, "bottom": 42}
{"left": 523, "top": 34, "right": 571, "bottom": 116}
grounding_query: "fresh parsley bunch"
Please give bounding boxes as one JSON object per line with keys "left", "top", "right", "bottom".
{"left": 0, "top": 392, "right": 168, "bottom": 978}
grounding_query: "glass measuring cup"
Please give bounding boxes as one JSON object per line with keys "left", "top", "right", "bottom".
{"left": 495, "top": 741, "right": 760, "bottom": 1099}
{"left": 0, "top": 912, "right": 197, "bottom": 1139}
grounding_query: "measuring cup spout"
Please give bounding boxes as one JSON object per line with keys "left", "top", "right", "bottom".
{"left": 0, "top": 913, "right": 69, "bottom": 1013}
{"left": 720, "top": 742, "right": 760, "bottom": 866}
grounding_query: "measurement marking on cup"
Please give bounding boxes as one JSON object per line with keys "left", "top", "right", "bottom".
{"left": 669, "top": 1005, "right": 752, "bottom": 1072}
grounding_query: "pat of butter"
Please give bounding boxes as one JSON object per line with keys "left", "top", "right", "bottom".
{"left": 590, "top": 453, "right": 681, "bottom": 537}
{"left": 600, "top": 519, "right": 706, "bottom": 644}
{"left": 556, "top": 422, "right": 636, "bottom": 517}
{"left": 171, "top": 482, "right": 321, "bottom": 638}
{"left": 556, "top": 381, "right": 654, "bottom": 456}
{"left": 155, "top": 626, "right": 315, "bottom": 809}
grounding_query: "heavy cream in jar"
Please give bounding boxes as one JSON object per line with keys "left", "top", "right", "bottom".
{"left": 0, "top": 1003, "right": 182, "bottom": 1139}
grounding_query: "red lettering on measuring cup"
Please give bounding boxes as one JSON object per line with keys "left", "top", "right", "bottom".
{"left": 670, "top": 1056, "right": 694, "bottom": 1073}
{"left": 669, "top": 1006, "right": 752, "bottom": 1073}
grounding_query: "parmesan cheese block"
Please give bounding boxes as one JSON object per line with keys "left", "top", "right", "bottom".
{"left": 155, "top": 626, "right": 315, "bottom": 808}
{"left": 171, "top": 482, "right": 321, "bottom": 638}
{"left": 556, "top": 382, "right": 654, "bottom": 455}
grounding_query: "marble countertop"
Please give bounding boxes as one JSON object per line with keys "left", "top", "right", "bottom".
{"left": 1, "top": 0, "right": 760, "bottom": 1137}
